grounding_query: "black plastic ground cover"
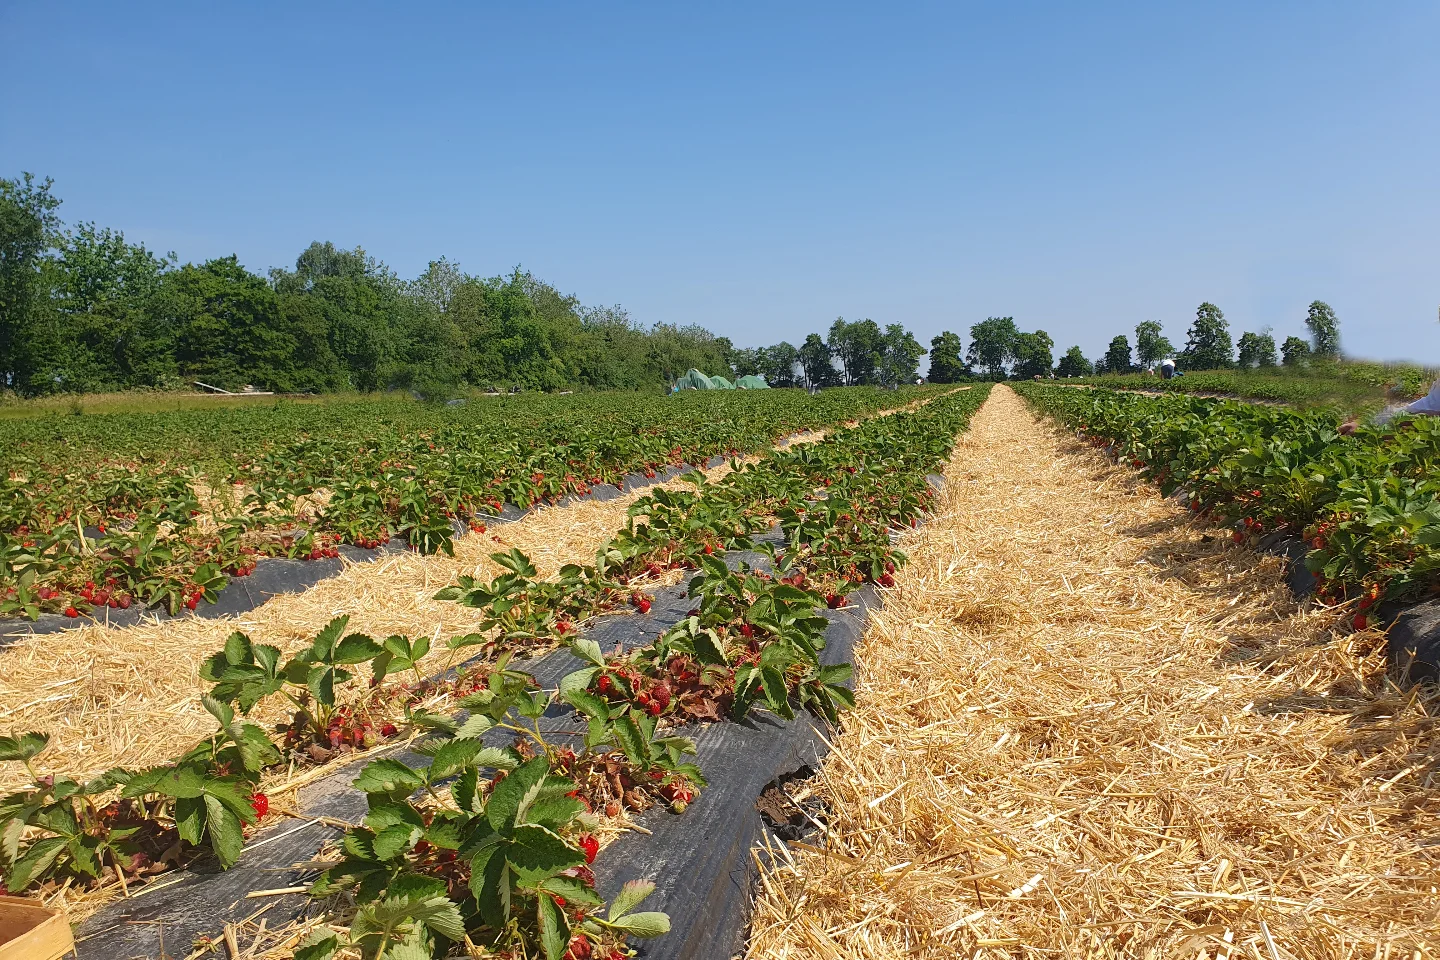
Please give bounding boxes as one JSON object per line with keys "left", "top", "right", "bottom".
{"left": 72, "top": 482, "right": 929, "bottom": 959}
{"left": 0, "top": 456, "right": 737, "bottom": 646}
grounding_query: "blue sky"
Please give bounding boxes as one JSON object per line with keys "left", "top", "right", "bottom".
{"left": 3, "top": 2, "right": 1438, "bottom": 364}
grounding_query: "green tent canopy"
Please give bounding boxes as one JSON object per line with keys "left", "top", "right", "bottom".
{"left": 735, "top": 374, "right": 769, "bottom": 389}
{"left": 675, "top": 369, "right": 718, "bottom": 390}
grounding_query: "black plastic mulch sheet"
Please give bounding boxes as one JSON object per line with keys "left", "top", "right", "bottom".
{"left": 72, "top": 521, "right": 875, "bottom": 960}
{"left": 1, "top": 458, "right": 732, "bottom": 646}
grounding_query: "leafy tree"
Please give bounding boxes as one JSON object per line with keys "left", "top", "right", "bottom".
{"left": 1134, "top": 320, "right": 1174, "bottom": 369}
{"left": 728, "top": 347, "right": 763, "bottom": 377}
{"left": 926, "top": 331, "right": 966, "bottom": 383}
{"left": 878, "top": 323, "right": 925, "bottom": 386}
{"left": 1181, "top": 302, "right": 1233, "bottom": 370}
{"left": 1012, "top": 329, "right": 1054, "bottom": 379}
{"left": 966, "top": 317, "right": 1019, "bottom": 378}
{"left": 162, "top": 257, "right": 304, "bottom": 391}
{"left": 761, "top": 341, "right": 800, "bottom": 388}
{"left": 1281, "top": 335, "right": 1311, "bottom": 367}
{"left": 0, "top": 173, "right": 62, "bottom": 393}
{"left": 1055, "top": 345, "right": 1093, "bottom": 377}
{"left": 1237, "top": 330, "right": 1278, "bottom": 368}
{"left": 1305, "top": 301, "right": 1340, "bottom": 358}
{"left": 40, "top": 222, "right": 179, "bottom": 391}
{"left": 827, "top": 317, "right": 883, "bottom": 385}
{"left": 798, "top": 333, "right": 838, "bottom": 389}
{"left": 1101, "top": 335, "right": 1133, "bottom": 374}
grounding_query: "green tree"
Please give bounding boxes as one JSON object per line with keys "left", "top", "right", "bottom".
{"left": 271, "top": 242, "right": 402, "bottom": 390}
{"left": 729, "top": 347, "right": 764, "bottom": 378}
{"left": 1101, "top": 335, "right": 1133, "bottom": 374}
{"left": 926, "top": 331, "right": 965, "bottom": 383}
{"left": 1281, "top": 335, "right": 1311, "bottom": 367}
{"left": 43, "top": 222, "right": 177, "bottom": 390}
{"left": 1012, "top": 329, "right": 1054, "bottom": 378}
{"left": 878, "top": 323, "right": 925, "bottom": 386}
{"left": 965, "top": 317, "right": 1020, "bottom": 378}
{"left": 1134, "top": 320, "right": 1174, "bottom": 369}
{"left": 1181, "top": 302, "right": 1233, "bottom": 370}
{"left": 1237, "top": 330, "right": 1277, "bottom": 368}
{"left": 798, "top": 333, "right": 838, "bottom": 389}
{"left": 162, "top": 256, "right": 303, "bottom": 391}
{"left": 1305, "top": 301, "right": 1340, "bottom": 358}
{"left": 761, "top": 341, "right": 800, "bottom": 387}
{"left": 1055, "top": 345, "right": 1092, "bottom": 377}
{"left": 0, "top": 173, "right": 62, "bottom": 394}
{"left": 827, "top": 317, "right": 883, "bottom": 385}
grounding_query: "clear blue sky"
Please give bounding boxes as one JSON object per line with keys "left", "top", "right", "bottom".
{"left": 3, "top": 2, "right": 1438, "bottom": 365}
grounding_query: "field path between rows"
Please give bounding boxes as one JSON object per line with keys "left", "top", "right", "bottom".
{"left": 748, "top": 385, "right": 1439, "bottom": 959}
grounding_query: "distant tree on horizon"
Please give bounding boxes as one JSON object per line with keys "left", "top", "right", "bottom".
{"left": 1305, "top": 301, "right": 1340, "bottom": 358}
{"left": 1056, "top": 345, "right": 1092, "bottom": 377}
{"left": 1181, "top": 303, "right": 1234, "bottom": 370}
{"left": 927, "top": 331, "right": 966, "bottom": 383}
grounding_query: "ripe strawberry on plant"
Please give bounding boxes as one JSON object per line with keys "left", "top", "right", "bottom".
{"left": 250, "top": 792, "right": 269, "bottom": 819}
{"left": 578, "top": 833, "right": 600, "bottom": 864}
{"left": 630, "top": 592, "right": 652, "bottom": 614}
{"left": 1352, "top": 613, "right": 1369, "bottom": 631}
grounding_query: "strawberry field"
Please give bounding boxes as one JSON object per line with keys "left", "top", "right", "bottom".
{"left": 1, "top": 387, "right": 940, "bottom": 623}
{"left": 1015, "top": 383, "right": 1440, "bottom": 616}
{"left": 0, "top": 386, "right": 990, "bottom": 959}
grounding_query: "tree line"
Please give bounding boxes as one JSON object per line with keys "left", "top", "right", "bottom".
{"left": 2, "top": 171, "right": 1347, "bottom": 397}
{"left": 911, "top": 302, "right": 1343, "bottom": 382}
{"left": 0, "top": 174, "right": 735, "bottom": 396}
{"left": 1082, "top": 301, "right": 1341, "bottom": 376}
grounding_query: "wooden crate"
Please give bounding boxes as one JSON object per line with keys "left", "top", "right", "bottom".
{"left": 0, "top": 897, "right": 74, "bottom": 960}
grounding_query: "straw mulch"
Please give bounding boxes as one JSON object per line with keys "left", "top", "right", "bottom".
{"left": 0, "top": 435, "right": 824, "bottom": 796}
{"left": 746, "top": 386, "right": 1440, "bottom": 959}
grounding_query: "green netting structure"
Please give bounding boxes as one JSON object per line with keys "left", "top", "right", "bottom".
{"left": 710, "top": 376, "right": 736, "bottom": 389}
{"left": 735, "top": 375, "right": 770, "bottom": 389}
{"left": 675, "top": 369, "right": 719, "bottom": 390}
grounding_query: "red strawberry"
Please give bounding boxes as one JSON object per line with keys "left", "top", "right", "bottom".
{"left": 825, "top": 593, "right": 845, "bottom": 609}
{"left": 739, "top": 623, "right": 754, "bottom": 638}
{"left": 63, "top": 606, "right": 79, "bottom": 618}
{"left": 381, "top": 723, "right": 398, "bottom": 738}
{"left": 631, "top": 592, "right": 652, "bottom": 614}
{"left": 1352, "top": 613, "right": 1368, "bottom": 631}
{"left": 578, "top": 833, "right": 599, "bottom": 864}
{"left": 597, "top": 674, "right": 614, "bottom": 694}
{"left": 250, "top": 792, "right": 269, "bottom": 819}
{"left": 878, "top": 573, "right": 895, "bottom": 588}
{"left": 566, "top": 936, "right": 592, "bottom": 959}
{"left": 651, "top": 684, "right": 672, "bottom": 710}
{"left": 1232, "top": 532, "right": 1245, "bottom": 544}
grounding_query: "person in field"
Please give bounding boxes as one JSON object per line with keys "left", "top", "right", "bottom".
{"left": 1159, "top": 357, "right": 1180, "bottom": 379}
{"left": 1340, "top": 376, "right": 1440, "bottom": 434}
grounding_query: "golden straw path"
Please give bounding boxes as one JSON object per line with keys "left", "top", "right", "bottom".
{"left": 747, "top": 385, "right": 1440, "bottom": 959}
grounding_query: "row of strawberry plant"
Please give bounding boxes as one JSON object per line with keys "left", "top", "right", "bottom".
{"left": 2, "top": 387, "right": 938, "bottom": 620}
{"left": 3, "top": 387, "right": 988, "bottom": 959}
{"left": 1015, "top": 383, "right": 1440, "bottom": 619}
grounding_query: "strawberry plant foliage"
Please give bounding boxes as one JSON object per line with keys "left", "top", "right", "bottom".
{"left": 3, "top": 388, "right": 943, "bottom": 622}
